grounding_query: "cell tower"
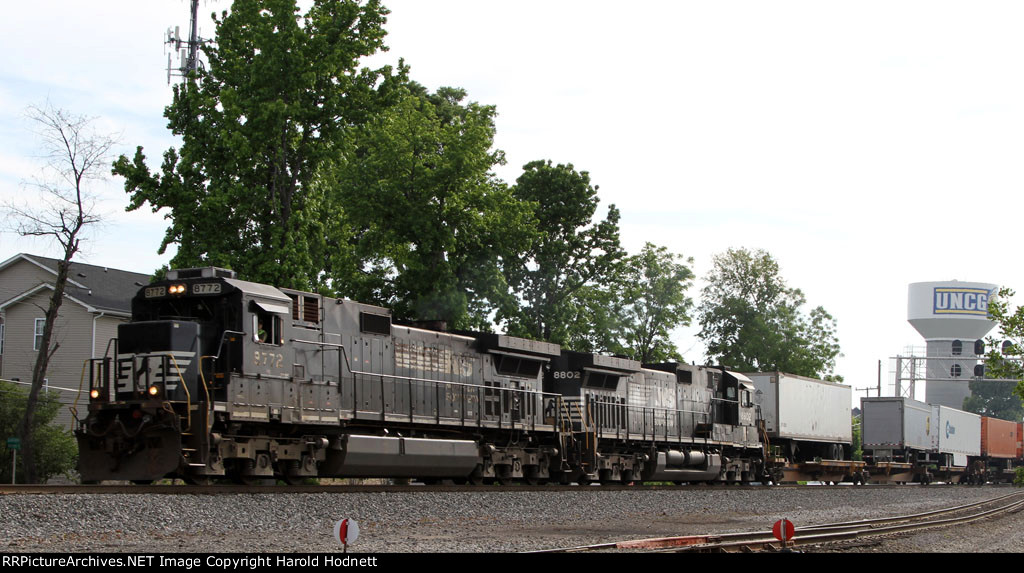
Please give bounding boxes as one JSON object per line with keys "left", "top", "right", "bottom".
{"left": 166, "top": 0, "right": 208, "bottom": 84}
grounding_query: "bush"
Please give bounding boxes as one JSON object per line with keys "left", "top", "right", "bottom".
{"left": 1015, "top": 467, "right": 1024, "bottom": 488}
{"left": 0, "top": 381, "right": 78, "bottom": 483}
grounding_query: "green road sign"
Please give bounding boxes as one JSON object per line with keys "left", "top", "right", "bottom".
{"left": 6, "top": 438, "right": 20, "bottom": 450}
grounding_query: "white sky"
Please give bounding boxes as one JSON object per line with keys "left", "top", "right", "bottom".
{"left": 3, "top": 1, "right": 1023, "bottom": 405}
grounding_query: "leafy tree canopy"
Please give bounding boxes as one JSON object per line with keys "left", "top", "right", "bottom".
{"left": 499, "top": 160, "right": 624, "bottom": 346}
{"left": 330, "top": 83, "right": 533, "bottom": 329}
{"left": 0, "top": 382, "right": 77, "bottom": 484}
{"left": 697, "top": 247, "right": 841, "bottom": 378}
{"left": 963, "top": 379, "right": 1024, "bottom": 421}
{"left": 582, "top": 243, "right": 694, "bottom": 363}
{"left": 981, "top": 286, "right": 1024, "bottom": 415}
{"left": 113, "top": 0, "right": 402, "bottom": 290}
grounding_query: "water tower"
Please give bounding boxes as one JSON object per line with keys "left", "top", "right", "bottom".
{"left": 907, "top": 281, "right": 997, "bottom": 409}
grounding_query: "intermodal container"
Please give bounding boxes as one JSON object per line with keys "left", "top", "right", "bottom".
{"left": 1019, "top": 422, "right": 1024, "bottom": 459}
{"left": 748, "top": 372, "right": 852, "bottom": 444}
{"left": 981, "top": 417, "right": 1022, "bottom": 459}
{"left": 931, "top": 405, "right": 981, "bottom": 467}
{"left": 861, "top": 397, "right": 933, "bottom": 451}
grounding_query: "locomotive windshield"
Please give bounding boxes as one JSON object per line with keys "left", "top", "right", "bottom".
{"left": 135, "top": 297, "right": 219, "bottom": 323}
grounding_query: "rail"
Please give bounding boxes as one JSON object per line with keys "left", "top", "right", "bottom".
{"left": 531, "top": 491, "right": 1024, "bottom": 553}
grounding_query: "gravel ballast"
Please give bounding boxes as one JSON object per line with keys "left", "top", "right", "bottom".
{"left": 0, "top": 486, "right": 1019, "bottom": 553}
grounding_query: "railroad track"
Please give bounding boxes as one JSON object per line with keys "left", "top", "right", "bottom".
{"left": 0, "top": 482, "right": 955, "bottom": 495}
{"left": 531, "top": 491, "right": 1024, "bottom": 553}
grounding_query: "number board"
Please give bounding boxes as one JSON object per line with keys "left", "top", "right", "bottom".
{"left": 144, "top": 286, "right": 166, "bottom": 298}
{"left": 192, "top": 283, "right": 222, "bottom": 295}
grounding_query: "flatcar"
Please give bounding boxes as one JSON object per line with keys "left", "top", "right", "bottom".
{"left": 861, "top": 397, "right": 1023, "bottom": 484}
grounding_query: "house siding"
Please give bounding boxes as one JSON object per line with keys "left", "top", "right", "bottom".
{"left": 2, "top": 293, "right": 111, "bottom": 430}
{"left": 0, "top": 255, "right": 145, "bottom": 432}
{"left": 0, "top": 258, "right": 64, "bottom": 305}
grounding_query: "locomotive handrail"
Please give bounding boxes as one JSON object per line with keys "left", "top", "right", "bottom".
{"left": 164, "top": 353, "right": 193, "bottom": 433}
{"left": 69, "top": 359, "right": 91, "bottom": 423}
{"left": 208, "top": 330, "right": 247, "bottom": 361}
{"left": 196, "top": 329, "right": 247, "bottom": 405}
{"left": 198, "top": 357, "right": 213, "bottom": 405}
{"left": 291, "top": 336, "right": 562, "bottom": 401}
{"left": 102, "top": 336, "right": 117, "bottom": 360}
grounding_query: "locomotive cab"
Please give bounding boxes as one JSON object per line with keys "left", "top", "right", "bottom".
{"left": 77, "top": 267, "right": 248, "bottom": 482}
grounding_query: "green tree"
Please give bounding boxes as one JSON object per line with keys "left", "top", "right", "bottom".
{"left": 330, "top": 84, "right": 532, "bottom": 328}
{"left": 600, "top": 243, "right": 695, "bottom": 363}
{"left": 697, "top": 247, "right": 841, "bottom": 378}
{"left": 499, "top": 160, "right": 624, "bottom": 346}
{"left": 982, "top": 286, "right": 1024, "bottom": 412}
{"left": 851, "top": 414, "right": 862, "bottom": 461}
{"left": 0, "top": 381, "right": 77, "bottom": 484}
{"left": 113, "top": 0, "right": 401, "bottom": 290}
{"left": 963, "top": 379, "right": 1024, "bottom": 421}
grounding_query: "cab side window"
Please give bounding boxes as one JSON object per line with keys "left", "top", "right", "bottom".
{"left": 253, "top": 311, "right": 283, "bottom": 346}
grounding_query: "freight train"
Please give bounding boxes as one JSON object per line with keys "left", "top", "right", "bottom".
{"left": 861, "top": 397, "right": 1023, "bottom": 484}
{"left": 75, "top": 266, "right": 856, "bottom": 485}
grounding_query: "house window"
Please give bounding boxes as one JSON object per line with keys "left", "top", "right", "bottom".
{"left": 950, "top": 364, "right": 962, "bottom": 378}
{"left": 951, "top": 340, "right": 962, "bottom": 356}
{"left": 34, "top": 318, "right": 45, "bottom": 351}
{"left": 0, "top": 321, "right": 4, "bottom": 354}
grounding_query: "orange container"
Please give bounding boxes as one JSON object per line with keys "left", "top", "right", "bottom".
{"left": 980, "top": 417, "right": 1020, "bottom": 459}
{"left": 1019, "top": 422, "right": 1023, "bottom": 460}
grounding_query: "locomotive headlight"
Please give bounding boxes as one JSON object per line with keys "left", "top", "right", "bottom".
{"left": 89, "top": 389, "right": 100, "bottom": 399}
{"left": 148, "top": 385, "right": 160, "bottom": 396}
{"left": 169, "top": 284, "right": 186, "bottom": 295}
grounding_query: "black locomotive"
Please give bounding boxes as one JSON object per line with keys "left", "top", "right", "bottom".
{"left": 75, "top": 267, "right": 801, "bottom": 485}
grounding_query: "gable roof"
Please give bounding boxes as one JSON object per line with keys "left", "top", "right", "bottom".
{"left": 0, "top": 253, "right": 151, "bottom": 315}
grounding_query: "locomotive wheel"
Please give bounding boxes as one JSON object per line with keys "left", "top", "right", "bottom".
{"left": 494, "top": 466, "right": 513, "bottom": 485}
{"left": 184, "top": 475, "right": 215, "bottom": 486}
{"left": 621, "top": 469, "right": 634, "bottom": 485}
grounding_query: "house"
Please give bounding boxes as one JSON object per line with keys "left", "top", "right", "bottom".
{"left": 0, "top": 253, "right": 151, "bottom": 430}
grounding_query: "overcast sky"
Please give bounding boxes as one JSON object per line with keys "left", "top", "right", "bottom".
{"left": 2, "top": 1, "right": 1023, "bottom": 404}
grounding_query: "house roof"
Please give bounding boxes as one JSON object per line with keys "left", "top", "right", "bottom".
{"left": 0, "top": 253, "right": 151, "bottom": 315}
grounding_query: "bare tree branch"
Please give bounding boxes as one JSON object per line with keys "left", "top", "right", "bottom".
{"left": 1, "top": 101, "right": 116, "bottom": 483}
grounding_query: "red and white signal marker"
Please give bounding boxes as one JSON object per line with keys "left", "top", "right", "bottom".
{"left": 334, "top": 518, "right": 360, "bottom": 552}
